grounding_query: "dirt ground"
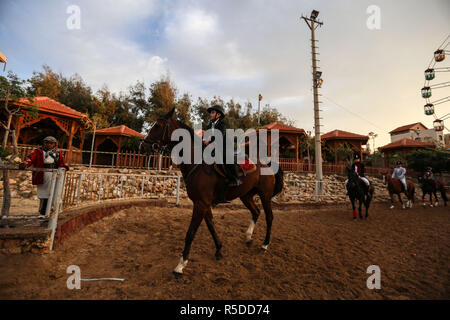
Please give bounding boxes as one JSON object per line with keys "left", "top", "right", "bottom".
{"left": 0, "top": 201, "right": 449, "bottom": 300}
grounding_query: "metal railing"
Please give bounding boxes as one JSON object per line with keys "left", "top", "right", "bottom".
{"left": 12, "top": 144, "right": 174, "bottom": 170}
{"left": 0, "top": 167, "right": 66, "bottom": 250}
{"left": 62, "top": 171, "right": 181, "bottom": 209}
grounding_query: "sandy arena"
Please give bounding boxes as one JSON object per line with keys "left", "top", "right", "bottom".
{"left": 0, "top": 201, "right": 449, "bottom": 300}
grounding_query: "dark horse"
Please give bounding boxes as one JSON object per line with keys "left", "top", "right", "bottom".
{"left": 140, "top": 108, "right": 284, "bottom": 276}
{"left": 418, "top": 176, "right": 439, "bottom": 207}
{"left": 346, "top": 169, "right": 373, "bottom": 220}
{"left": 383, "top": 172, "right": 415, "bottom": 209}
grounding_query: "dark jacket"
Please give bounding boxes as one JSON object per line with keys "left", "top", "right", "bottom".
{"left": 206, "top": 118, "right": 228, "bottom": 161}
{"left": 351, "top": 162, "right": 365, "bottom": 177}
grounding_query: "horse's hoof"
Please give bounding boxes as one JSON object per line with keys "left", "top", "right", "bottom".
{"left": 365, "top": 216, "right": 369, "bottom": 220}
{"left": 261, "top": 244, "right": 269, "bottom": 251}
{"left": 173, "top": 271, "right": 183, "bottom": 279}
{"left": 353, "top": 217, "right": 357, "bottom": 221}
{"left": 246, "top": 240, "right": 253, "bottom": 247}
{"left": 390, "top": 206, "right": 394, "bottom": 209}
{"left": 215, "top": 253, "right": 223, "bottom": 260}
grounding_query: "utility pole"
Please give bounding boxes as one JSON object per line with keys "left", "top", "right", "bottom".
{"left": 257, "top": 93, "right": 262, "bottom": 126}
{"left": 301, "top": 10, "right": 323, "bottom": 200}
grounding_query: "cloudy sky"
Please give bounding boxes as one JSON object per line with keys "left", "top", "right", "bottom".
{"left": 1, "top": 0, "right": 449, "bottom": 147}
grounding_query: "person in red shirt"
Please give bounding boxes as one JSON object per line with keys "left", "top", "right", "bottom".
{"left": 19, "top": 136, "right": 68, "bottom": 215}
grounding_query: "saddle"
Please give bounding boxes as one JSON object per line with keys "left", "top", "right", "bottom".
{"left": 213, "top": 159, "right": 256, "bottom": 178}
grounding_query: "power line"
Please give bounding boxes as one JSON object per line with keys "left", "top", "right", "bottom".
{"left": 321, "top": 94, "right": 386, "bottom": 132}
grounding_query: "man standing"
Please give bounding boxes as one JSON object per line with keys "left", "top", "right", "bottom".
{"left": 204, "top": 104, "right": 241, "bottom": 187}
{"left": 19, "top": 136, "right": 68, "bottom": 215}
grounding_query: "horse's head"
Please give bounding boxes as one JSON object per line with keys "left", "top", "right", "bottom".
{"left": 140, "top": 107, "right": 176, "bottom": 154}
{"left": 346, "top": 167, "right": 359, "bottom": 189}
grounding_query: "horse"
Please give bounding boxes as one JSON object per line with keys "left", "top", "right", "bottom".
{"left": 436, "top": 180, "right": 448, "bottom": 207}
{"left": 346, "top": 169, "right": 373, "bottom": 220}
{"left": 417, "top": 176, "right": 439, "bottom": 207}
{"left": 140, "top": 107, "right": 284, "bottom": 277}
{"left": 382, "top": 172, "right": 415, "bottom": 209}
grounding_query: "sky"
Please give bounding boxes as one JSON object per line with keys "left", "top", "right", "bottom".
{"left": 0, "top": 0, "right": 449, "bottom": 148}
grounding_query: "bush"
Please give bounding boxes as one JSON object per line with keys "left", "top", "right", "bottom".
{"left": 406, "top": 149, "right": 450, "bottom": 174}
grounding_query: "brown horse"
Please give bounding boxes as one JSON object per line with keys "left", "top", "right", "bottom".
{"left": 140, "top": 108, "right": 284, "bottom": 276}
{"left": 383, "top": 172, "right": 415, "bottom": 209}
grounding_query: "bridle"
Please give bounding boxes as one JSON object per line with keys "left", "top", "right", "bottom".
{"left": 140, "top": 117, "right": 171, "bottom": 154}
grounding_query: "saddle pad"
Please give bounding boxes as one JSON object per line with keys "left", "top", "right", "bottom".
{"left": 238, "top": 159, "right": 256, "bottom": 173}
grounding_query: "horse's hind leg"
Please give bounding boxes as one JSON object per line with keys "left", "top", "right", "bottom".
{"left": 358, "top": 198, "right": 363, "bottom": 219}
{"left": 433, "top": 191, "right": 439, "bottom": 207}
{"left": 258, "top": 192, "right": 274, "bottom": 251}
{"left": 240, "top": 193, "right": 260, "bottom": 245}
{"left": 204, "top": 207, "right": 223, "bottom": 260}
{"left": 174, "top": 203, "right": 205, "bottom": 276}
{"left": 398, "top": 194, "right": 405, "bottom": 209}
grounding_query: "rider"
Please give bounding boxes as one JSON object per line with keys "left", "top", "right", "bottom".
{"left": 346, "top": 154, "right": 371, "bottom": 191}
{"left": 424, "top": 166, "right": 434, "bottom": 181}
{"left": 392, "top": 160, "right": 407, "bottom": 191}
{"left": 204, "top": 104, "right": 241, "bottom": 187}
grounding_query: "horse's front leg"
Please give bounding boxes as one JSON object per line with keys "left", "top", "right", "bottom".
{"left": 350, "top": 196, "right": 357, "bottom": 220}
{"left": 204, "top": 206, "right": 223, "bottom": 260}
{"left": 433, "top": 191, "right": 439, "bottom": 207}
{"left": 174, "top": 203, "right": 205, "bottom": 277}
{"left": 398, "top": 193, "right": 405, "bottom": 209}
{"left": 389, "top": 193, "right": 395, "bottom": 209}
{"left": 358, "top": 197, "right": 363, "bottom": 219}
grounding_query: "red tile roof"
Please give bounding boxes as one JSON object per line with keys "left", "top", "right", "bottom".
{"left": 321, "top": 129, "right": 369, "bottom": 142}
{"left": 380, "top": 138, "right": 435, "bottom": 151}
{"left": 262, "top": 122, "right": 306, "bottom": 134}
{"left": 389, "top": 122, "right": 428, "bottom": 134}
{"left": 95, "top": 125, "right": 145, "bottom": 138}
{"left": 17, "top": 96, "right": 87, "bottom": 119}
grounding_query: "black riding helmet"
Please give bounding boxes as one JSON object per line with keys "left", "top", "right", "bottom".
{"left": 207, "top": 104, "right": 225, "bottom": 118}
{"left": 396, "top": 160, "right": 402, "bottom": 165}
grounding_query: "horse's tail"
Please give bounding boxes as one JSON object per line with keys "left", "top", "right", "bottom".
{"left": 271, "top": 164, "right": 284, "bottom": 198}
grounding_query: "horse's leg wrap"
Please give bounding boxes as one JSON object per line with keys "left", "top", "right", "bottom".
{"left": 246, "top": 220, "right": 256, "bottom": 242}
{"left": 174, "top": 257, "right": 188, "bottom": 274}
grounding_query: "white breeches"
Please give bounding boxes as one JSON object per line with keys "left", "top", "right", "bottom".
{"left": 345, "top": 177, "right": 370, "bottom": 186}
{"left": 399, "top": 177, "right": 407, "bottom": 190}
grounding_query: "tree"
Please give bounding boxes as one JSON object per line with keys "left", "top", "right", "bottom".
{"left": 27, "top": 65, "right": 62, "bottom": 99}
{"left": 175, "top": 93, "right": 193, "bottom": 126}
{"left": 146, "top": 76, "right": 177, "bottom": 123}
{"left": 406, "top": 149, "right": 450, "bottom": 174}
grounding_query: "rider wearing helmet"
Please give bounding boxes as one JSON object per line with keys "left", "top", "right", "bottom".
{"left": 346, "top": 154, "right": 371, "bottom": 190}
{"left": 424, "top": 166, "right": 434, "bottom": 181}
{"left": 392, "top": 160, "right": 407, "bottom": 191}
{"left": 204, "top": 104, "right": 241, "bottom": 187}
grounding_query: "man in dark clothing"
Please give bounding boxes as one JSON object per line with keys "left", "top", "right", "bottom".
{"left": 204, "top": 104, "right": 241, "bottom": 187}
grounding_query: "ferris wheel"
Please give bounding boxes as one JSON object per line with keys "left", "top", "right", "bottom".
{"left": 421, "top": 33, "right": 450, "bottom": 133}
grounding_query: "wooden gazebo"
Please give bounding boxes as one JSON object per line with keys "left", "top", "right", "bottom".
{"left": 93, "top": 125, "right": 145, "bottom": 165}
{"left": 321, "top": 129, "right": 369, "bottom": 164}
{"left": 260, "top": 122, "right": 307, "bottom": 162}
{"left": 1, "top": 96, "right": 89, "bottom": 164}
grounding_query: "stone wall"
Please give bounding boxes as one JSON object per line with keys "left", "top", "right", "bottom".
{"left": 2, "top": 167, "right": 397, "bottom": 205}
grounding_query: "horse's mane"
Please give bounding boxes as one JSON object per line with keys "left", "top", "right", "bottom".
{"left": 175, "top": 119, "right": 204, "bottom": 145}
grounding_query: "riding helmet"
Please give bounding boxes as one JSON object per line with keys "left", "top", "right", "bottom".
{"left": 354, "top": 154, "right": 360, "bottom": 160}
{"left": 207, "top": 104, "right": 225, "bottom": 118}
{"left": 396, "top": 160, "right": 402, "bottom": 165}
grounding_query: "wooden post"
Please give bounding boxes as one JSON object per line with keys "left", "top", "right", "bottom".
{"left": 66, "top": 121, "right": 76, "bottom": 165}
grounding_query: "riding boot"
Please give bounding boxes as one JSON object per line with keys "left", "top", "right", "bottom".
{"left": 226, "top": 164, "right": 241, "bottom": 187}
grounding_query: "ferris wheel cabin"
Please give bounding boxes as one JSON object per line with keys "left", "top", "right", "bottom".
{"left": 421, "top": 86, "right": 432, "bottom": 98}
{"left": 424, "top": 103, "right": 434, "bottom": 115}
{"left": 424, "top": 68, "right": 435, "bottom": 80}
{"left": 433, "top": 119, "right": 444, "bottom": 131}
{"left": 434, "top": 49, "right": 445, "bottom": 62}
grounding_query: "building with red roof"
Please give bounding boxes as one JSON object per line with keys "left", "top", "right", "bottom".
{"left": 379, "top": 138, "right": 435, "bottom": 166}
{"left": 0, "top": 96, "right": 90, "bottom": 164}
{"left": 321, "top": 129, "right": 369, "bottom": 164}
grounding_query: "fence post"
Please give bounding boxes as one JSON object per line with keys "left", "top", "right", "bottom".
{"left": 75, "top": 173, "right": 83, "bottom": 206}
{"left": 98, "top": 175, "right": 103, "bottom": 202}
{"left": 158, "top": 154, "right": 162, "bottom": 171}
{"left": 45, "top": 170, "right": 58, "bottom": 217}
{"left": 176, "top": 176, "right": 180, "bottom": 206}
{"left": 141, "top": 175, "right": 145, "bottom": 197}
